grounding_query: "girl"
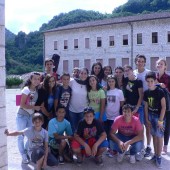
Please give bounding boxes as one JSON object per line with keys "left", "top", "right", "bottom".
{"left": 36, "top": 74, "right": 58, "bottom": 129}
{"left": 156, "top": 58, "right": 170, "bottom": 154}
{"left": 16, "top": 72, "right": 41, "bottom": 164}
{"left": 69, "top": 68, "right": 89, "bottom": 133}
{"left": 101, "top": 65, "right": 112, "bottom": 90}
{"left": 87, "top": 75, "right": 106, "bottom": 122}
{"left": 105, "top": 75, "right": 124, "bottom": 157}
{"left": 91, "top": 62, "right": 104, "bottom": 83}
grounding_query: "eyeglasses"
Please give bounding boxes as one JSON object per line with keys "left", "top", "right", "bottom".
{"left": 84, "top": 106, "right": 94, "bottom": 113}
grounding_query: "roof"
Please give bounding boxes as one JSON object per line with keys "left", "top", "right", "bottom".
{"left": 44, "top": 12, "right": 170, "bottom": 33}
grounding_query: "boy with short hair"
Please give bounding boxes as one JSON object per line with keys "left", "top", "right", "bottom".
{"left": 71, "top": 107, "right": 108, "bottom": 166}
{"left": 144, "top": 71, "right": 166, "bottom": 168}
{"left": 48, "top": 105, "right": 73, "bottom": 164}
{"left": 5, "top": 113, "right": 58, "bottom": 170}
{"left": 110, "top": 104, "right": 143, "bottom": 164}
{"left": 55, "top": 73, "right": 72, "bottom": 121}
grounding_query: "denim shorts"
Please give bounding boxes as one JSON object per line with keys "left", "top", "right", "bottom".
{"left": 148, "top": 112, "right": 165, "bottom": 138}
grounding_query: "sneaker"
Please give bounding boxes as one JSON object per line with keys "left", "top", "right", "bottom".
{"left": 136, "top": 149, "right": 145, "bottom": 161}
{"left": 105, "top": 149, "right": 110, "bottom": 155}
{"left": 108, "top": 150, "right": 117, "bottom": 158}
{"left": 156, "top": 156, "right": 162, "bottom": 169}
{"left": 144, "top": 147, "right": 151, "bottom": 157}
{"left": 117, "top": 152, "right": 125, "bottom": 163}
{"left": 58, "top": 155, "right": 64, "bottom": 165}
{"left": 162, "top": 145, "right": 168, "bottom": 155}
{"left": 129, "top": 155, "right": 136, "bottom": 164}
{"left": 150, "top": 155, "right": 156, "bottom": 163}
{"left": 95, "top": 155, "right": 103, "bottom": 166}
{"left": 77, "top": 156, "right": 83, "bottom": 167}
{"left": 22, "top": 154, "right": 29, "bottom": 164}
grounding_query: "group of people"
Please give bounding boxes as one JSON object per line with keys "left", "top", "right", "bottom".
{"left": 5, "top": 55, "right": 170, "bottom": 170}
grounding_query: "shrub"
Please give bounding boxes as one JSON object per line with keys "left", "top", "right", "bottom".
{"left": 6, "top": 77, "right": 23, "bottom": 87}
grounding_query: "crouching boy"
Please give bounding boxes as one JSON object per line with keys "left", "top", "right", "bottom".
{"left": 4, "top": 113, "right": 58, "bottom": 170}
{"left": 71, "top": 107, "right": 108, "bottom": 166}
{"left": 110, "top": 104, "right": 143, "bottom": 164}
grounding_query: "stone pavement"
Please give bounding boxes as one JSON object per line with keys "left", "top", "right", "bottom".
{"left": 6, "top": 89, "right": 170, "bottom": 170}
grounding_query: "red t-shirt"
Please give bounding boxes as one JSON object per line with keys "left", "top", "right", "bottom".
{"left": 111, "top": 115, "right": 142, "bottom": 136}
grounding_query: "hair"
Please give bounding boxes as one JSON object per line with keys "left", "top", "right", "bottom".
{"left": 87, "top": 75, "right": 101, "bottom": 92}
{"left": 123, "top": 65, "right": 133, "bottom": 71}
{"left": 156, "top": 58, "right": 167, "bottom": 71}
{"left": 84, "top": 106, "right": 95, "bottom": 115}
{"left": 122, "top": 104, "right": 133, "bottom": 112}
{"left": 135, "top": 54, "right": 146, "bottom": 63}
{"left": 23, "top": 72, "right": 40, "bottom": 88}
{"left": 91, "top": 62, "right": 104, "bottom": 82}
{"left": 61, "top": 72, "right": 70, "bottom": 79}
{"left": 44, "top": 58, "right": 54, "bottom": 66}
{"left": 56, "top": 105, "right": 66, "bottom": 113}
{"left": 107, "top": 75, "right": 119, "bottom": 90}
{"left": 43, "top": 74, "right": 57, "bottom": 94}
{"left": 115, "top": 66, "right": 124, "bottom": 73}
{"left": 103, "top": 65, "right": 113, "bottom": 76}
{"left": 32, "top": 112, "right": 44, "bottom": 123}
{"left": 79, "top": 67, "right": 89, "bottom": 75}
{"left": 73, "top": 67, "right": 79, "bottom": 72}
{"left": 145, "top": 71, "right": 156, "bottom": 81}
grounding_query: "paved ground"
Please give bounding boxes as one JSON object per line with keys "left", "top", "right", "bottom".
{"left": 6, "top": 89, "right": 170, "bottom": 170}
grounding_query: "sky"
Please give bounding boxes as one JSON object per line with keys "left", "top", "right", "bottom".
{"left": 5, "top": 0, "right": 128, "bottom": 34}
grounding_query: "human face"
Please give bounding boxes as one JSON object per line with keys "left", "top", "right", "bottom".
{"left": 84, "top": 112, "right": 94, "bottom": 125}
{"left": 56, "top": 108, "right": 66, "bottom": 121}
{"left": 104, "top": 66, "right": 112, "bottom": 77}
{"left": 48, "top": 77, "right": 55, "bottom": 88}
{"left": 108, "top": 78, "right": 116, "bottom": 89}
{"left": 79, "top": 70, "right": 88, "bottom": 81}
{"left": 73, "top": 69, "right": 79, "bottom": 78}
{"left": 136, "top": 58, "right": 145, "bottom": 69}
{"left": 115, "top": 69, "right": 124, "bottom": 78}
{"left": 45, "top": 61, "right": 53, "bottom": 72}
{"left": 146, "top": 78, "right": 156, "bottom": 90}
{"left": 156, "top": 60, "right": 166, "bottom": 72}
{"left": 31, "top": 74, "right": 40, "bottom": 88}
{"left": 33, "top": 119, "right": 43, "bottom": 129}
{"left": 94, "top": 64, "right": 101, "bottom": 76}
{"left": 123, "top": 108, "right": 132, "bottom": 122}
{"left": 62, "top": 75, "right": 70, "bottom": 87}
{"left": 89, "top": 77, "right": 97, "bottom": 89}
{"left": 124, "top": 68, "right": 133, "bottom": 78}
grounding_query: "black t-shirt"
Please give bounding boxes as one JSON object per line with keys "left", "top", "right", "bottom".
{"left": 144, "top": 87, "right": 165, "bottom": 115}
{"left": 124, "top": 79, "right": 143, "bottom": 106}
{"left": 76, "top": 119, "right": 104, "bottom": 139}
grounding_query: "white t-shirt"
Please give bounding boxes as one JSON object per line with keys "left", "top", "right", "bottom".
{"left": 69, "top": 79, "right": 88, "bottom": 113}
{"left": 133, "top": 68, "right": 150, "bottom": 91}
{"left": 106, "top": 88, "right": 124, "bottom": 120}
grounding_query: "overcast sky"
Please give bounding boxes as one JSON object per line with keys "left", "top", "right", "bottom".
{"left": 5, "top": 0, "right": 128, "bottom": 34}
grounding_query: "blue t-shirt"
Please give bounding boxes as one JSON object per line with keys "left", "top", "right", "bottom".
{"left": 48, "top": 118, "right": 73, "bottom": 138}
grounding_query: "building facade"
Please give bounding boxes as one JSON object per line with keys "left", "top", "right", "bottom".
{"left": 0, "top": 0, "right": 7, "bottom": 169}
{"left": 44, "top": 12, "right": 170, "bottom": 74}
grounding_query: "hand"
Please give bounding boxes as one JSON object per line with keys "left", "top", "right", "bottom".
{"left": 132, "top": 108, "right": 138, "bottom": 115}
{"left": 160, "top": 83, "right": 166, "bottom": 88}
{"left": 118, "top": 141, "right": 124, "bottom": 152}
{"left": 91, "top": 143, "right": 98, "bottom": 156}
{"left": 146, "top": 120, "right": 151, "bottom": 128}
{"left": 99, "top": 117, "right": 103, "bottom": 123}
{"left": 157, "top": 122, "right": 164, "bottom": 132}
{"left": 42, "top": 159, "right": 47, "bottom": 169}
{"left": 123, "top": 141, "right": 130, "bottom": 151}
{"left": 67, "top": 136, "right": 74, "bottom": 140}
{"left": 4, "top": 129, "right": 9, "bottom": 136}
{"left": 34, "top": 105, "right": 41, "bottom": 111}
{"left": 84, "top": 143, "right": 92, "bottom": 156}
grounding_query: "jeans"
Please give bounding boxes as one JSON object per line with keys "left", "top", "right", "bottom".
{"left": 69, "top": 110, "right": 84, "bottom": 133}
{"left": 137, "top": 105, "right": 144, "bottom": 124}
{"left": 110, "top": 133, "right": 143, "bottom": 155}
{"left": 164, "top": 111, "right": 170, "bottom": 145}
{"left": 16, "top": 113, "right": 32, "bottom": 155}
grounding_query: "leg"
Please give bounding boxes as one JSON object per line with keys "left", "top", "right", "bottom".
{"left": 69, "top": 111, "right": 77, "bottom": 133}
{"left": 164, "top": 113, "right": 170, "bottom": 151}
{"left": 36, "top": 156, "right": 44, "bottom": 170}
{"left": 59, "top": 140, "right": 67, "bottom": 156}
{"left": 47, "top": 152, "right": 58, "bottom": 167}
{"left": 130, "top": 140, "right": 143, "bottom": 155}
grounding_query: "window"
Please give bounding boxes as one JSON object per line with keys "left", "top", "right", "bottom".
{"left": 123, "top": 35, "right": 128, "bottom": 45}
{"left": 150, "top": 57, "right": 159, "bottom": 71}
{"left": 137, "top": 33, "right": 142, "bottom": 44}
{"left": 54, "top": 41, "right": 58, "bottom": 50}
{"left": 152, "top": 32, "right": 158, "bottom": 43}
{"left": 64, "top": 40, "right": 68, "bottom": 49}
{"left": 63, "top": 60, "right": 68, "bottom": 72}
{"left": 122, "top": 58, "right": 129, "bottom": 67}
{"left": 108, "top": 58, "right": 116, "bottom": 69}
{"left": 166, "top": 57, "right": 170, "bottom": 71}
{"left": 109, "top": 36, "right": 114, "bottom": 46}
{"left": 168, "top": 31, "right": 170, "bottom": 43}
{"left": 73, "top": 60, "right": 79, "bottom": 68}
{"left": 85, "top": 38, "right": 90, "bottom": 48}
{"left": 74, "top": 39, "right": 78, "bottom": 48}
{"left": 84, "top": 59, "right": 91, "bottom": 71}
{"left": 97, "top": 37, "right": 102, "bottom": 47}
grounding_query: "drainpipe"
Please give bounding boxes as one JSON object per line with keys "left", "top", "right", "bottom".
{"left": 128, "top": 22, "right": 133, "bottom": 68}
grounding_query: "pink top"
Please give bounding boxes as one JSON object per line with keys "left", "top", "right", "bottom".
{"left": 111, "top": 115, "right": 142, "bottom": 136}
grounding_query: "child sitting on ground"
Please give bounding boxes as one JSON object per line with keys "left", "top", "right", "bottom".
{"left": 71, "top": 106, "right": 108, "bottom": 166}
{"left": 5, "top": 113, "right": 58, "bottom": 170}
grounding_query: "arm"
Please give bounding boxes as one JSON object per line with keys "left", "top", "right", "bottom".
{"left": 53, "top": 133, "right": 72, "bottom": 140}
{"left": 159, "top": 97, "right": 166, "bottom": 121}
{"left": 40, "top": 102, "right": 51, "bottom": 118}
{"left": 42, "top": 142, "right": 48, "bottom": 168}
{"left": 4, "top": 129, "right": 23, "bottom": 136}
{"left": 99, "top": 98, "right": 105, "bottom": 121}
{"left": 133, "top": 87, "right": 143, "bottom": 113}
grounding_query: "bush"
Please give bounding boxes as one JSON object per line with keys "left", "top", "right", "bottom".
{"left": 6, "top": 77, "right": 23, "bottom": 87}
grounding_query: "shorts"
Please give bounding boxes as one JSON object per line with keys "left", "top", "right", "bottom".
{"left": 49, "top": 137, "right": 61, "bottom": 150}
{"left": 148, "top": 112, "right": 165, "bottom": 138}
{"left": 95, "top": 112, "right": 107, "bottom": 121}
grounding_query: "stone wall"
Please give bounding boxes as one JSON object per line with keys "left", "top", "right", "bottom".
{"left": 0, "top": 0, "right": 7, "bottom": 169}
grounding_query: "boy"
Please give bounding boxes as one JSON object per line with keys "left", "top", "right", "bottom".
{"left": 5, "top": 113, "right": 58, "bottom": 170}
{"left": 71, "top": 107, "right": 108, "bottom": 166}
{"left": 48, "top": 105, "right": 73, "bottom": 164}
{"left": 110, "top": 104, "right": 143, "bottom": 164}
{"left": 144, "top": 71, "right": 166, "bottom": 168}
{"left": 133, "top": 54, "right": 152, "bottom": 157}
{"left": 72, "top": 67, "right": 79, "bottom": 79}
{"left": 55, "top": 73, "right": 72, "bottom": 121}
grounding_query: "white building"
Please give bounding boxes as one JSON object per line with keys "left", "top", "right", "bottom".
{"left": 0, "top": 0, "right": 7, "bottom": 169}
{"left": 44, "top": 12, "right": 170, "bottom": 74}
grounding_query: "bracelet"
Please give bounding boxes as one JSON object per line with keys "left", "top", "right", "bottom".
{"left": 158, "top": 120, "right": 164, "bottom": 124}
